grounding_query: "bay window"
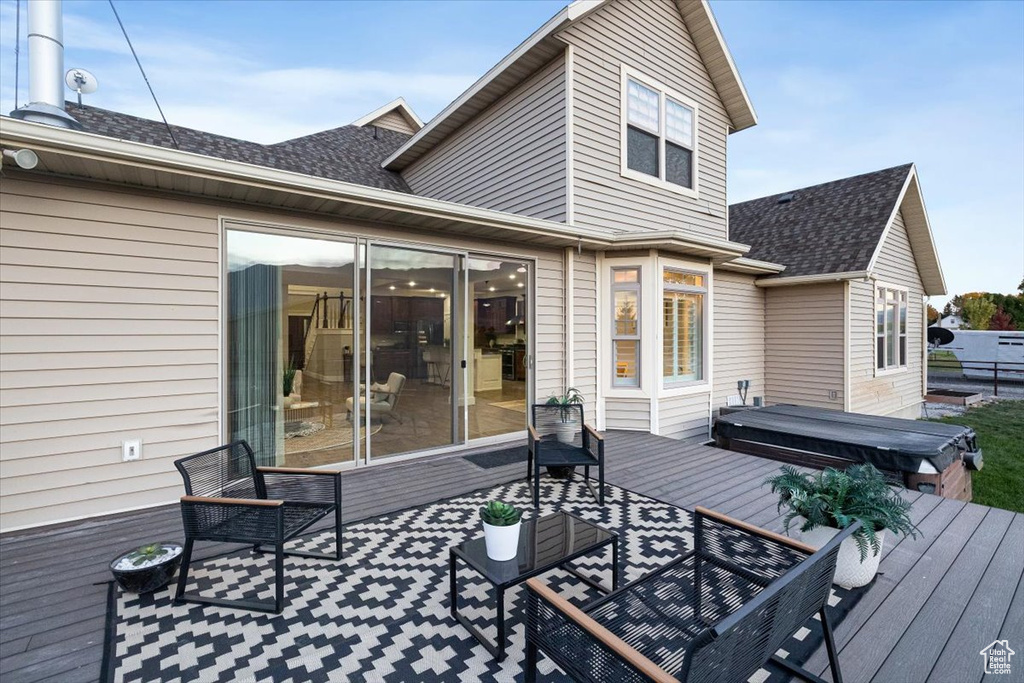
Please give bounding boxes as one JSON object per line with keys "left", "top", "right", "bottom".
{"left": 876, "top": 286, "right": 908, "bottom": 370}
{"left": 663, "top": 270, "right": 705, "bottom": 384}
{"left": 611, "top": 267, "right": 641, "bottom": 387}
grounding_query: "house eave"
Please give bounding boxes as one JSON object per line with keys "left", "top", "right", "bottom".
{"left": 0, "top": 117, "right": 621, "bottom": 250}
{"left": 606, "top": 230, "right": 750, "bottom": 262}
{"left": 755, "top": 270, "right": 870, "bottom": 287}
{"left": 716, "top": 256, "right": 786, "bottom": 275}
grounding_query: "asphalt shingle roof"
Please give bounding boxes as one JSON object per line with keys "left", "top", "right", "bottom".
{"left": 64, "top": 103, "right": 413, "bottom": 193}
{"left": 729, "top": 164, "right": 913, "bottom": 277}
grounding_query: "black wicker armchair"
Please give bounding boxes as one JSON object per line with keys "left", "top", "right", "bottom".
{"left": 173, "top": 441, "right": 342, "bottom": 614}
{"left": 528, "top": 404, "right": 604, "bottom": 508}
{"left": 525, "top": 507, "right": 861, "bottom": 683}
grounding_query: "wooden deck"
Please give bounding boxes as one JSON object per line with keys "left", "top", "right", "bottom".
{"left": 1, "top": 432, "right": 1021, "bottom": 682}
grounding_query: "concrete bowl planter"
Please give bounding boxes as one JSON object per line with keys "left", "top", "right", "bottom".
{"left": 110, "top": 542, "right": 183, "bottom": 594}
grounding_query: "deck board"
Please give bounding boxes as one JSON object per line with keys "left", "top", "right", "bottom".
{"left": 1, "top": 431, "right": 1020, "bottom": 683}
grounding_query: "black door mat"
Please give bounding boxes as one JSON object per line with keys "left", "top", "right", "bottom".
{"left": 463, "top": 445, "right": 528, "bottom": 469}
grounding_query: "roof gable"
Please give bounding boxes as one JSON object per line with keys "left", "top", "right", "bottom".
{"left": 383, "top": 0, "right": 754, "bottom": 171}
{"left": 728, "top": 164, "right": 946, "bottom": 295}
{"left": 351, "top": 98, "right": 423, "bottom": 135}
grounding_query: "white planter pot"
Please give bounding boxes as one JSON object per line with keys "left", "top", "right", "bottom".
{"left": 483, "top": 520, "right": 522, "bottom": 561}
{"left": 555, "top": 421, "right": 578, "bottom": 444}
{"left": 797, "top": 521, "right": 884, "bottom": 589}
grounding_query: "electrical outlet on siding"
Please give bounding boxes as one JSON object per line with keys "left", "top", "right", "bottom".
{"left": 828, "top": 390, "right": 839, "bottom": 401}
{"left": 122, "top": 439, "right": 142, "bottom": 462}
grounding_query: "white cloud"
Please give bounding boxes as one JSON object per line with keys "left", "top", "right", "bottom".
{"left": 0, "top": 0, "right": 477, "bottom": 142}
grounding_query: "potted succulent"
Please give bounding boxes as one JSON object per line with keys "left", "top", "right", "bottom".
{"left": 765, "top": 464, "right": 920, "bottom": 588}
{"left": 480, "top": 501, "right": 523, "bottom": 561}
{"left": 110, "top": 542, "right": 184, "bottom": 593}
{"left": 282, "top": 363, "right": 297, "bottom": 409}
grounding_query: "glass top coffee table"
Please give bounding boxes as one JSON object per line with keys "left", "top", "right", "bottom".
{"left": 448, "top": 511, "right": 618, "bottom": 661}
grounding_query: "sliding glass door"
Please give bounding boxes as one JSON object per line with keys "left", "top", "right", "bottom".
{"left": 226, "top": 229, "right": 358, "bottom": 468}
{"left": 225, "top": 228, "right": 533, "bottom": 468}
{"left": 364, "top": 243, "right": 462, "bottom": 462}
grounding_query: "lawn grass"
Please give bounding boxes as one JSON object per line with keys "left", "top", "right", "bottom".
{"left": 927, "top": 350, "right": 962, "bottom": 375}
{"left": 933, "top": 400, "right": 1024, "bottom": 513}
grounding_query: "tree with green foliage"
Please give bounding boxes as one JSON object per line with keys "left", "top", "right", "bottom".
{"left": 961, "top": 297, "right": 996, "bottom": 330}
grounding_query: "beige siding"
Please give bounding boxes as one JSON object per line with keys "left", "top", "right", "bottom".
{"left": 658, "top": 392, "right": 709, "bottom": 441}
{"left": 604, "top": 397, "right": 650, "bottom": 431}
{"left": 561, "top": 0, "right": 729, "bottom": 240}
{"left": 365, "top": 109, "right": 417, "bottom": 135}
{"left": 402, "top": 57, "right": 567, "bottom": 222}
{"left": 713, "top": 271, "right": 765, "bottom": 409}
{"left": 850, "top": 209, "right": 926, "bottom": 417}
{"left": 0, "top": 175, "right": 566, "bottom": 531}
{"left": 572, "top": 251, "right": 598, "bottom": 424}
{"left": 764, "top": 283, "right": 846, "bottom": 409}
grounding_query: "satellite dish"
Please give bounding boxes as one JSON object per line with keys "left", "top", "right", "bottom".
{"left": 65, "top": 68, "right": 99, "bottom": 105}
{"left": 927, "top": 327, "right": 955, "bottom": 347}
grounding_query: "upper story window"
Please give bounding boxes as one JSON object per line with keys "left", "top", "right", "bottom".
{"left": 611, "top": 267, "right": 641, "bottom": 387}
{"left": 622, "top": 68, "right": 698, "bottom": 195}
{"left": 663, "top": 269, "right": 706, "bottom": 384}
{"left": 876, "top": 286, "right": 908, "bottom": 371}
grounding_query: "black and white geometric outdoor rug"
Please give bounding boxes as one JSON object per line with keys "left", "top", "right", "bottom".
{"left": 103, "top": 478, "right": 865, "bottom": 682}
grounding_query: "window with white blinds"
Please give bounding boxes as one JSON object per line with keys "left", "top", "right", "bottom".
{"left": 663, "top": 270, "right": 705, "bottom": 384}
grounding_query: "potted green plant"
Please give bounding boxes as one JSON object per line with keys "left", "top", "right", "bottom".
{"left": 545, "top": 387, "right": 584, "bottom": 445}
{"left": 765, "top": 464, "right": 920, "bottom": 588}
{"left": 110, "top": 542, "right": 184, "bottom": 593}
{"left": 480, "top": 501, "right": 523, "bottom": 561}
{"left": 282, "top": 363, "right": 297, "bottom": 409}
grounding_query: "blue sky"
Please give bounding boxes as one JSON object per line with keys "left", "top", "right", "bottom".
{"left": 1, "top": 0, "right": 1021, "bottom": 305}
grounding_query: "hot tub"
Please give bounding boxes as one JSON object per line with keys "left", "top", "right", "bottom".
{"left": 714, "top": 404, "right": 982, "bottom": 500}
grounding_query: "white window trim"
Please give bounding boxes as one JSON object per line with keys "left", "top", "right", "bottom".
{"left": 874, "top": 281, "right": 910, "bottom": 377}
{"left": 620, "top": 64, "right": 700, "bottom": 199}
{"left": 658, "top": 256, "right": 712, "bottom": 397}
{"left": 601, "top": 253, "right": 655, "bottom": 399}
{"left": 610, "top": 265, "right": 642, "bottom": 390}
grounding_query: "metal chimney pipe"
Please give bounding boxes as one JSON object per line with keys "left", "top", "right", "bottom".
{"left": 9, "top": 0, "right": 81, "bottom": 129}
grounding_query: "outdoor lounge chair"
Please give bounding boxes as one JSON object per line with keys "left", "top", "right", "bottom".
{"left": 525, "top": 506, "right": 861, "bottom": 683}
{"left": 528, "top": 404, "right": 605, "bottom": 508}
{"left": 173, "top": 440, "right": 343, "bottom": 614}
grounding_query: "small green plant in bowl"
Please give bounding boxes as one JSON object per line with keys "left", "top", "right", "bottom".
{"left": 480, "top": 501, "right": 522, "bottom": 526}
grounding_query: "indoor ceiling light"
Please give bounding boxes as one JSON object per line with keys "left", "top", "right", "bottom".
{"left": 509, "top": 274, "right": 516, "bottom": 279}
{"left": 517, "top": 282, "right": 525, "bottom": 288}
{"left": 517, "top": 265, "right": 527, "bottom": 273}
{"left": 388, "top": 285, "right": 396, "bottom": 291}
{"left": 409, "top": 281, "right": 416, "bottom": 287}
{"left": 429, "top": 288, "right": 435, "bottom": 292}
{"left": 489, "top": 286, "right": 496, "bottom": 292}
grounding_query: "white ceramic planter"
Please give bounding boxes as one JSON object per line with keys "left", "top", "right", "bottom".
{"left": 555, "top": 421, "right": 578, "bottom": 444}
{"left": 797, "top": 522, "right": 885, "bottom": 589}
{"left": 483, "top": 520, "right": 522, "bottom": 561}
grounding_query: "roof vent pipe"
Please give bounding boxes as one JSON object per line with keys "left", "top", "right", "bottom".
{"left": 9, "top": 0, "right": 81, "bottom": 129}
